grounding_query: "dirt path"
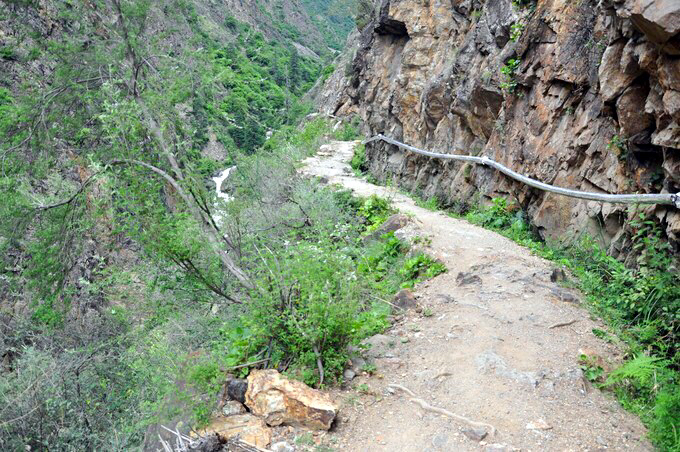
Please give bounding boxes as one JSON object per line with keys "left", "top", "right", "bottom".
{"left": 300, "top": 141, "right": 652, "bottom": 452}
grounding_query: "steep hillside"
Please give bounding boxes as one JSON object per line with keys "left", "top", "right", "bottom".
{"left": 320, "top": 0, "right": 680, "bottom": 256}
{"left": 0, "top": 1, "right": 365, "bottom": 449}
{"left": 300, "top": 0, "right": 358, "bottom": 51}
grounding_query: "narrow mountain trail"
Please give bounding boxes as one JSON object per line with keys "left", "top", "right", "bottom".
{"left": 300, "top": 141, "right": 652, "bottom": 452}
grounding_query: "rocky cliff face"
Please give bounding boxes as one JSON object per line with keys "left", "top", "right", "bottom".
{"left": 321, "top": 0, "right": 680, "bottom": 254}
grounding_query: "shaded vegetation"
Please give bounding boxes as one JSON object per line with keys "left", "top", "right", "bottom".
{"left": 299, "top": 0, "right": 358, "bottom": 50}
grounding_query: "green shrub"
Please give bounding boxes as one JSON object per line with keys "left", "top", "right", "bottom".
{"left": 500, "top": 58, "right": 521, "bottom": 92}
{"left": 246, "top": 242, "right": 365, "bottom": 386}
{"left": 415, "top": 195, "right": 441, "bottom": 211}
{"left": 188, "top": 362, "right": 222, "bottom": 393}
{"left": 321, "top": 64, "right": 335, "bottom": 82}
{"left": 0, "top": 46, "right": 17, "bottom": 60}
{"left": 350, "top": 143, "right": 367, "bottom": 174}
{"left": 31, "top": 299, "right": 65, "bottom": 328}
{"left": 466, "top": 197, "right": 518, "bottom": 230}
{"left": 358, "top": 195, "right": 393, "bottom": 232}
{"left": 649, "top": 386, "right": 680, "bottom": 450}
{"left": 358, "top": 232, "right": 407, "bottom": 283}
{"left": 352, "top": 302, "right": 390, "bottom": 338}
{"left": 399, "top": 254, "right": 447, "bottom": 288}
{"left": 510, "top": 22, "right": 524, "bottom": 42}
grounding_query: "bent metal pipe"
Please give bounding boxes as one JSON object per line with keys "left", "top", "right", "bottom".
{"left": 364, "top": 134, "right": 680, "bottom": 208}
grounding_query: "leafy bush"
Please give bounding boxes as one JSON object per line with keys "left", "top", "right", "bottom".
{"left": 399, "top": 254, "right": 447, "bottom": 288}
{"left": 0, "top": 45, "right": 17, "bottom": 60}
{"left": 358, "top": 195, "right": 394, "bottom": 232}
{"left": 246, "top": 242, "right": 364, "bottom": 387}
{"left": 414, "top": 194, "right": 442, "bottom": 211}
{"left": 579, "top": 354, "right": 605, "bottom": 383}
{"left": 350, "top": 143, "right": 367, "bottom": 174}
{"left": 500, "top": 58, "right": 521, "bottom": 92}
{"left": 649, "top": 386, "right": 680, "bottom": 450}
{"left": 510, "top": 22, "right": 524, "bottom": 42}
{"left": 358, "top": 232, "right": 406, "bottom": 283}
{"left": 466, "top": 197, "right": 518, "bottom": 230}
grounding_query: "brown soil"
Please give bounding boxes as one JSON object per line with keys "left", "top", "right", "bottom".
{"left": 299, "top": 140, "right": 651, "bottom": 452}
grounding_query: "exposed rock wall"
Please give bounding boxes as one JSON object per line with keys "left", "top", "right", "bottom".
{"left": 321, "top": 0, "right": 680, "bottom": 254}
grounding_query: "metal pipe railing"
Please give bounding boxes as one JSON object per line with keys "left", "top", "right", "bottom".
{"left": 364, "top": 134, "right": 680, "bottom": 208}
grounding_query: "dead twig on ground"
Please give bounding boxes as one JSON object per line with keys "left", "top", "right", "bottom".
{"left": 369, "top": 294, "right": 403, "bottom": 311}
{"left": 548, "top": 319, "right": 578, "bottom": 329}
{"left": 388, "top": 384, "right": 497, "bottom": 436}
{"left": 433, "top": 371, "right": 452, "bottom": 380}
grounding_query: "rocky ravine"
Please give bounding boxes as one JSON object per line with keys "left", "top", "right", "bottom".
{"left": 319, "top": 0, "right": 680, "bottom": 256}
{"left": 300, "top": 140, "right": 650, "bottom": 451}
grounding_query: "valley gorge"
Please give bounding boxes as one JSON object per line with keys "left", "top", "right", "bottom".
{"left": 1, "top": 1, "right": 679, "bottom": 450}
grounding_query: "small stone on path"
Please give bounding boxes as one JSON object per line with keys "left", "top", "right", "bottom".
{"left": 271, "top": 441, "right": 295, "bottom": 452}
{"left": 456, "top": 272, "right": 482, "bottom": 286}
{"left": 526, "top": 419, "right": 553, "bottom": 430}
{"left": 463, "top": 427, "right": 489, "bottom": 441}
{"left": 432, "top": 432, "right": 449, "bottom": 449}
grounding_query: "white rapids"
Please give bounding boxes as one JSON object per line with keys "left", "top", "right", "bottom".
{"left": 212, "top": 166, "right": 236, "bottom": 203}
{"left": 212, "top": 166, "right": 236, "bottom": 226}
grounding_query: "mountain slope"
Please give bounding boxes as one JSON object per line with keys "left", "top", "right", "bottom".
{"left": 0, "top": 1, "right": 360, "bottom": 449}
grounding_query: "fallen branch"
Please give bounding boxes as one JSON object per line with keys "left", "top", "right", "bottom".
{"left": 222, "top": 358, "right": 270, "bottom": 372}
{"left": 388, "top": 384, "right": 497, "bottom": 436}
{"left": 313, "top": 344, "right": 325, "bottom": 387}
{"left": 370, "top": 294, "right": 404, "bottom": 311}
{"left": 548, "top": 319, "right": 578, "bottom": 329}
{"left": 226, "top": 438, "right": 271, "bottom": 452}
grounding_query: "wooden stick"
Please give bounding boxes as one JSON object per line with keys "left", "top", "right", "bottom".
{"left": 548, "top": 319, "right": 578, "bottom": 329}
{"left": 388, "top": 384, "right": 497, "bottom": 436}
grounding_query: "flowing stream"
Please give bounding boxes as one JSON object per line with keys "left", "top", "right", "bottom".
{"left": 211, "top": 166, "right": 236, "bottom": 226}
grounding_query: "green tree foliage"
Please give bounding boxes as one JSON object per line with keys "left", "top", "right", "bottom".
{"left": 299, "top": 0, "right": 358, "bottom": 50}
{"left": 0, "top": 1, "right": 366, "bottom": 449}
{"left": 355, "top": 0, "right": 375, "bottom": 31}
{"left": 0, "top": 0, "right": 443, "bottom": 436}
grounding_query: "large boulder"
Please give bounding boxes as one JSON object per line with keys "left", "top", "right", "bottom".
{"left": 245, "top": 370, "right": 338, "bottom": 430}
{"left": 622, "top": 0, "right": 680, "bottom": 52}
{"left": 195, "top": 413, "right": 271, "bottom": 449}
